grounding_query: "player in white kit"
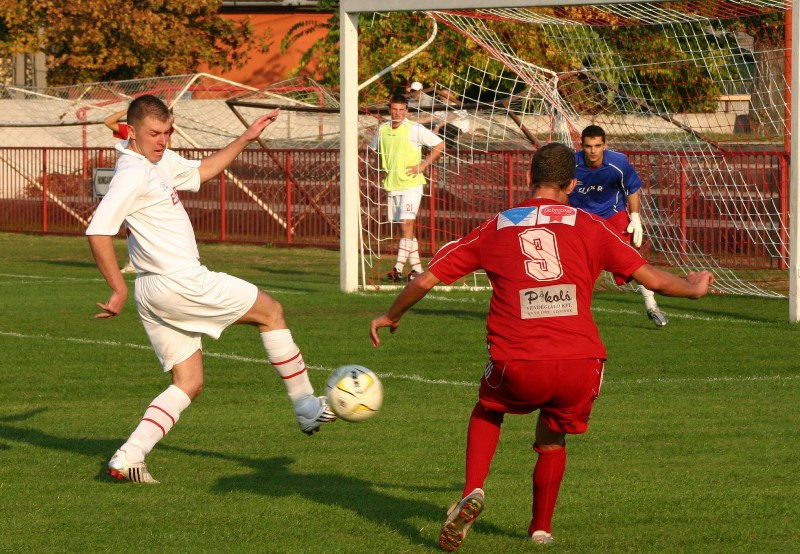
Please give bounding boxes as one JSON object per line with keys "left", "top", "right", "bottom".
{"left": 86, "top": 95, "right": 335, "bottom": 483}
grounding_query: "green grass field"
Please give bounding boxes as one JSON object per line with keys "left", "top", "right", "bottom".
{"left": 1, "top": 232, "right": 798, "bottom": 553}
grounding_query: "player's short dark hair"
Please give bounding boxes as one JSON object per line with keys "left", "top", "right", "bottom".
{"left": 127, "top": 95, "right": 171, "bottom": 127}
{"left": 389, "top": 94, "right": 408, "bottom": 106}
{"left": 530, "top": 143, "right": 575, "bottom": 190}
{"left": 581, "top": 124, "right": 606, "bottom": 143}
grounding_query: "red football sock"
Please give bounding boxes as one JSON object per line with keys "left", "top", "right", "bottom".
{"left": 463, "top": 403, "right": 504, "bottom": 496}
{"left": 529, "top": 444, "right": 567, "bottom": 534}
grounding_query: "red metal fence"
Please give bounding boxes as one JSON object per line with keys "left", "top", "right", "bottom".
{"left": 0, "top": 146, "right": 789, "bottom": 270}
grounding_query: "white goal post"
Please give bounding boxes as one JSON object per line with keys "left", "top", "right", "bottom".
{"left": 339, "top": 0, "right": 800, "bottom": 322}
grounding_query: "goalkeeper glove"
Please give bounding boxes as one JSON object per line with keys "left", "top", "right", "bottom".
{"left": 626, "top": 212, "right": 644, "bottom": 248}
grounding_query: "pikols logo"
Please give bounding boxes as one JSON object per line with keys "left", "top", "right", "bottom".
{"left": 518, "top": 284, "right": 578, "bottom": 319}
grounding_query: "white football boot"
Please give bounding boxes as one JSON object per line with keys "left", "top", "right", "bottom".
{"left": 530, "top": 530, "right": 555, "bottom": 545}
{"left": 295, "top": 395, "right": 336, "bottom": 436}
{"left": 439, "top": 488, "right": 485, "bottom": 551}
{"left": 107, "top": 449, "right": 159, "bottom": 484}
{"left": 647, "top": 309, "right": 668, "bottom": 327}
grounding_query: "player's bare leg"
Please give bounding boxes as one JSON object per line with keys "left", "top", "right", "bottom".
{"left": 237, "top": 290, "right": 335, "bottom": 434}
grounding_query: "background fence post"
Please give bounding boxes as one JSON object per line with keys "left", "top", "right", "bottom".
{"left": 220, "top": 171, "right": 227, "bottom": 242}
{"left": 430, "top": 165, "right": 437, "bottom": 255}
{"left": 286, "top": 151, "right": 292, "bottom": 244}
{"left": 679, "top": 155, "right": 687, "bottom": 263}
{"left": 42, "top": 149, "right": 48, "bottom": 234}
{"left": 505, "top": 152, "right": 514, "bottom": 209}
{"left": 780, "top": 153, "right": 789, "bottom": 269}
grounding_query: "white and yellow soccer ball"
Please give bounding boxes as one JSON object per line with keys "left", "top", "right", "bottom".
{"left": 325, "top": 365, "right": 383, "bottom": 422}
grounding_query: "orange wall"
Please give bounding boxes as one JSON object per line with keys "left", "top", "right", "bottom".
{"left": 198, "top": 12, "right": 332, "bottom": 89}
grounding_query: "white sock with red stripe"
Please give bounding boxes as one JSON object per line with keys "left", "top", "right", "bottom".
{"left": 395, "top": 238, "right": 411, "bottom": 272}
{"left": 261, "top": 328, "right": 314, "bottom": 403}
{"left": 408, "top": 238, "right": 423, "bottom": 273}
{"left": 121, "top": 384, "right": 191, "bottom": 463}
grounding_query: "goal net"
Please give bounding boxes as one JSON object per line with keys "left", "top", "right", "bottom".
{"left": 353, "top": 1, "right": 790, "bottom": 296}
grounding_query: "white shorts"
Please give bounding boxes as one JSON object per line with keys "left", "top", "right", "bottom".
{"left": 387, "top": 186, "right": 423, "bottom": 223}
{"left": 134, "top": 266, "right": 259, "bottom": 371}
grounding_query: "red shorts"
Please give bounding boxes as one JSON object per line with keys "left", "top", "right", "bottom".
{"left": 605, "top": 210, "right": 633, "bottom": 243}
{"left": 605, "top": 211, "right": 636, "bottom": 285}
{"left": 478, "top": 358, "right": 605, "bottom": 434}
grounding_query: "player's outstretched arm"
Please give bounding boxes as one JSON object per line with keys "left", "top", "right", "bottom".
{"left": 198, "top": 109, "right": 280, "bottom": 183}
{"left": 88, "top": 235, "right": 128, "bottom": 318}
{"left": 104, "top": 109, "right": 127, "bottom": 132}
{"left": 370, "top": 271, "right": 440, "bottom": 347}
{"left": 632, "top": 264, "right": 714, "bottom": 299}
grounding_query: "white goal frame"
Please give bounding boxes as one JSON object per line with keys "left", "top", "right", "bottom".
{"left": 339, "top": 0, "right": 800, "bottom": 322}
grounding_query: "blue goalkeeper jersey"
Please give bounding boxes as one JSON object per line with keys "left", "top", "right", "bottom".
{"left": 570, "top": 149, "right": 643, "bottom": 219}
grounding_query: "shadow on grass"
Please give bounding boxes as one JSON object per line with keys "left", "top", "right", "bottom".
{"left": 252, "top": 266, "right": 323, "bottom": 277}
{"left": 0, "top": 419, "right": 122, "bottom": 483}
{"left": 252, "top": 282, "right": 319, "bottom": 294}
{"left": 0, "top": 408, "right": 48, "bottom": 422}
{"left": 166, "top": 444, "right": 512, "bottom": 548}
{"left": 0, "top": 413, "right": 514, "bottom": 546}
{"left": 412, "top": 307, "right": 487, "bottom": 321}
{"left": 38, "top": 260, "right": 98, "bottom": 269}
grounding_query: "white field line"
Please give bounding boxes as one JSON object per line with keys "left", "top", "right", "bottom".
{"left": 0, "top": 272, "right": 775, "bottom": 323}
{"left": 0, "top": 273, "right": 104, "bottom": 282}
{"left": 1, "top": 329, "right": 796, "bottom": 388}
{"left": 0, "top": 273, "right": 304, "bottom": 294}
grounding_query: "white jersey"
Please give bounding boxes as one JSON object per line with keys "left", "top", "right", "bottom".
{"left": 86, "top": 141, "right": 202, "bottom": 275}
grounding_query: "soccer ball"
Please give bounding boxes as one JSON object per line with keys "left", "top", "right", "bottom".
{"left": 325, "top": 365, "right": 383, "bottom": 422}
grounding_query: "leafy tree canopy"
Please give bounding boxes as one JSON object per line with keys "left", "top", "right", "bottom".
{"left": 0, "top": 0, "right": 268, "bottom": 85}
{"left": 285, "top": 2, "right": 785, "bottom": 114}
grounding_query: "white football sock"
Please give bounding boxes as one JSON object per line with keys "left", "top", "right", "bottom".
{"left": 261, "top": 329, "right": 314, "bottom": 403}
{"left": 408, "top": 238, "right": 423, "bottom": 273}
{"left": 395, "top": 237, "right": 411, "bottom": 271}
{"left": 638, "top": 284, "right": 659, "bottom": 311}
{"left": 122, "top": 384, "right": 191, "bottom": 463}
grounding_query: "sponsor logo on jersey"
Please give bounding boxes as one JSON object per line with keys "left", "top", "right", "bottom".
{"left": 537, "top": 205, "right": 577, "bottom": 225}
{"left": 497, "top": 207, "right": 538, "bottom": 229}
{"left": 170, "top": 187, "right": 180, "bottom": 205}
{"left": 519, "top": 284, "right": 578, "bottom": 319}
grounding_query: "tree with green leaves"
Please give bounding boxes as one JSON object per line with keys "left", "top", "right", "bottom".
{"left": 0, "top": 0, "right": 268, "bottom": 85}
{"left": 283, "top": 3, "right": 780, "bottom": 116}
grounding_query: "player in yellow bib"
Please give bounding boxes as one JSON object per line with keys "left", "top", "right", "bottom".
{"left": 370, "top": 94, "right": 444, "bottom": 282}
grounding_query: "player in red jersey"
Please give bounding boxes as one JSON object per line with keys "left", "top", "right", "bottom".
{"left": 370, "top": 143, "right": 714, "bottom": 550}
